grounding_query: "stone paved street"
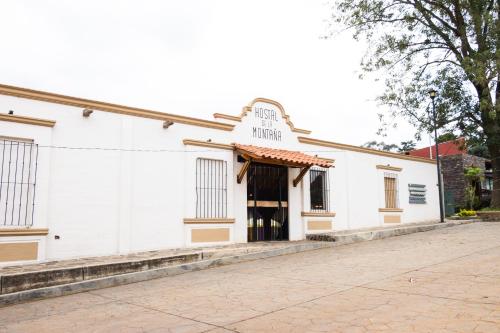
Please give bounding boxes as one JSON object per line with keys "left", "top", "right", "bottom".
{"left": 1, "top": 222, "right": 499, "bottom": 333}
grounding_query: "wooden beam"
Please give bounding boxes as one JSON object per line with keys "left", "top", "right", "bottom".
{"left": 293, "top": 166, "right": 311, "bottom": 187}
{"left": 247, "top": 200, "right": 289, "bottom": 208}
{"left": 251, "top": 157, "right": 305, "bottom": 168}
{"left": 237, "top": 159, "right": 251, "bottom": 184}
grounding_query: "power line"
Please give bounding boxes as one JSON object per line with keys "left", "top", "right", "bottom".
{"left": 3, "top": 142, "right": 446, "bottom": 158}
{"left": 32, "top": 144, "right": 349, "bottom": 153}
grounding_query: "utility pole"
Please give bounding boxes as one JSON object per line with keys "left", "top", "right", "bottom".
{"left": 429, "top": 89, "right": 445, "bottom": 223}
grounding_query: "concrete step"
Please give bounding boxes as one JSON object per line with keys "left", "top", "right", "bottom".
{"left": 0, "top": 220, "right": 475, "bottom": 307}
{"left": 307, "top": 220, "right": 474, "bottom": 243}
{"left": 0, "top": 241, "right": 333, "bottom": 306}
{"left": 1, "top": 253, "right": 202, "bottom": 295}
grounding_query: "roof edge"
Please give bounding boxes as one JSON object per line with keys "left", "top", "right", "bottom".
{"left": 0, "top": 84, "right": 235, "bottom": 131}
{"left": 0, "top": 113, "right": 56, "bottom": 128}
{"left": 298, "top": 136, "right": 437, "bottom": 164}
{"left": 234, "top": 143, "right": 333, "bottom": 168}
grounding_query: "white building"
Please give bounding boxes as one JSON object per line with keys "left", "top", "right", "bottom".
{"left": 0, "top": 84, "right": 439, "bottom": 265}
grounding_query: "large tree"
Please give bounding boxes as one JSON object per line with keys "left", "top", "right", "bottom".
{"left": 331, "top": 1, "right": 500, "bottom": 206}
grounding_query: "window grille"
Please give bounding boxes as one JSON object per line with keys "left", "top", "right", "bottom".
{"left": 384, "top": 172, "right": 399, "bottom": 208}
{"left": 0, "top": 138, "right": 38, "bottom": 227}
{"left": 309, "top": 168, "right": 330, "bottom": 212}
{"left": 196, "top": 158, "right": 227, "bottom": 218}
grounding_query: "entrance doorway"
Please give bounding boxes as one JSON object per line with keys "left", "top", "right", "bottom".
{"left": 247, "top": 163, "right": 288, "bottom": 241}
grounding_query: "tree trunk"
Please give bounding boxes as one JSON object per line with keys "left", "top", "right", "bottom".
{"left": 485, "top": 110, "right": 500, "bottom": 208}
{"left": 488, "top": 143, "right": 500, "bottom": 208}
{"left": 477, "top": 82, "right": 500, "bottom": 207}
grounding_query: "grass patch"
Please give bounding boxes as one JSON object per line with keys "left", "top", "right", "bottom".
{"left": 479, "top": 207, "right": 500, "bottom": 212}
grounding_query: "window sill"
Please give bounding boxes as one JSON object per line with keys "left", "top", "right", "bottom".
{"left": 183, "top": 218, "right": 235, "bottom": 224}
{"left": 0, "top": 228, "right": 49, "bottom": 237}
{"left": 301, "top": 212, "right": 336, "bottom": 217}
{"left": 378, "top": 208, "right": 404, "bottom": 213}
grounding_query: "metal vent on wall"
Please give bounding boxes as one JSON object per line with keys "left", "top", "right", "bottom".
{"left": 409, "top": 183, "right": 426, "bottom": 204}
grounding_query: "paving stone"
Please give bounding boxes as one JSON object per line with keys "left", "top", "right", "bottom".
{"left": 0, "top": 222, "right": 499, "bottom": 332}
{"left": 0, "top": 300, "right": 213, "bottom": 333}
{"left": 228, "top": 288, "right": 500, "bottom": 333}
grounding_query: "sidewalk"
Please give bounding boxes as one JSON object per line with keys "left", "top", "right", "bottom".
{"left": 0, "top": 241, "right": 333, "bottom": 303}
{"left": 307, "top": 219, "right": 475, "bottom": 243}
{"left": 0, "top": 219, "right": 475, "bottom": 306}
{"left": 0, "top": 241, "right": 312, "bottom": 276}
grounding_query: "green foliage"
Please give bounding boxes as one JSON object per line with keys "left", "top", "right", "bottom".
{"left": 467, "top": 142, "right": 491, "bottom": 158}
{"left": 456, "top": 209, "right": 477, "bottom": 217}
{"left": 464, "top": 166, "right": 482, "bottom": 181}
{"left": 399, "top": 140, "right": 416, "bottom": 152}
{"left": 330, "top": 1, "right": 500, "bottom": 205}
{"left": 362, "top": 139, "right": 416, "bottom": 152}
{"left": 362, "top": 140, "right": 399, "bottom": 152}
{"left": 479, "top": 207, "right": 500, "bottom": 211}
{"left": 464, "top": 186, "right": 480, "bottom": 210}
{"left": 436, "top": 132, "right": 457, "bottom": 143}
{"left": 464, "top": 166, "right": 483, "bottom": 210}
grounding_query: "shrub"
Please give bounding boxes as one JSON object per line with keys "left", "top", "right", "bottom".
{"left": 464, "top": 166, "right": 483, "bottom": 210}
{"left": 457, "top": 209, "right": 477, "bottom": 217}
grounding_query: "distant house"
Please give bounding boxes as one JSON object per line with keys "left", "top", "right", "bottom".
{"left": 408, "top": 138, "right": 492, "bottom": 213}
{"left": 408, "top": 137, "right": 467, "bottom": 159}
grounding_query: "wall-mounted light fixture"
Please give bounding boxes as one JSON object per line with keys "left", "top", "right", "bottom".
{"left": 82, "top": 108, "right": 93, "bottom": 117}
{"left": 163, "top": 120, "right": 174, "bottom": 129}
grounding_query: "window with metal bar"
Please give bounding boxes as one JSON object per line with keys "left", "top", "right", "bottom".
{"left": 0, "top": 137, "right": 38, "bottom": 227}
{"left": 196, "top": 158, "right": 227, "bottom": 218}
{"left": 309, "top": 168, "right": 330, "bottom": 212}
{"left": 384, "top": 172, "right": 399, "bottom": 208}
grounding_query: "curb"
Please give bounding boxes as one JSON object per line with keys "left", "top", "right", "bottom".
{"left": 0, "top": 220, "right": 474, "bottom": 307}
{"left": 0, "top": 253, "right": 203, "bottom": 295}
{"left": 307, "top": 220, "right": 474, "bottom": 243}
{"left": 0, "top": 242, "right": 333, "bottom": 307}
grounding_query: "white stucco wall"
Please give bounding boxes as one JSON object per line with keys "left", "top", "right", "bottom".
{"left": 0, "top": 92, "right": 440, "bottom": 264}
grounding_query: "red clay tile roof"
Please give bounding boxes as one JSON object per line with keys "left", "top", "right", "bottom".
{"left": 234, "top": 144, "right": 333, "bottom": 168}
{"left": 408, "top": 138, "right": 466, "bottom": 159}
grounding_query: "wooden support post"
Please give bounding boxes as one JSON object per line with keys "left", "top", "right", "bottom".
{"left": 237, "top": 159, "right": 251, "bottom": 184}
{"left": 293, "top": 165, "right": 311, "bottom": 187}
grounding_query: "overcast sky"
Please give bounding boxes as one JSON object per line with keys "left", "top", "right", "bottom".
{"left": 0, "top": 0, "right": 424, "bottom": 146}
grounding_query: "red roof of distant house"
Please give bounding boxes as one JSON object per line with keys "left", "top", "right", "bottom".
{"left": 408, "top": 138, "right": 466, "bottom": 159}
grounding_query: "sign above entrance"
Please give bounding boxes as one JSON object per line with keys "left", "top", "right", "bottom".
{"left": 252, "top": 104, "right": 283, "bottom": 142}
{"left": 226, "top": 98, "right": 311, "bottom": 148}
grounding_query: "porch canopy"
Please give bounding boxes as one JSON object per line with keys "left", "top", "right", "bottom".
{"left": 234, "top": 143, "right": 333, "bottom": 187}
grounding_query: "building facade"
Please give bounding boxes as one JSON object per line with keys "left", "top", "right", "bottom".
{"left": 0, "top": 84, "right": 439, "bottom": 265}
{"left": 408, "top": 139, "right": 492, "bottom": 211}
